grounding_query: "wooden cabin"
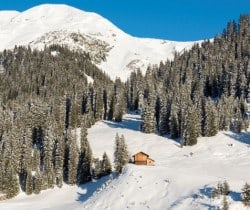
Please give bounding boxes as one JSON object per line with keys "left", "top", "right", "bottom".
{"left": 133, "top": 152, "right": 155, "bottom": 166}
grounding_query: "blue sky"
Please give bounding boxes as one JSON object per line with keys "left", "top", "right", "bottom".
{"left": 0, "top": 0, "right": 249, "bottom": 41}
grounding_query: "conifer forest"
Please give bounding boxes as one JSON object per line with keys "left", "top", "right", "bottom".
{"left": 0, "top": 14, "right": 249, "bottom": 198}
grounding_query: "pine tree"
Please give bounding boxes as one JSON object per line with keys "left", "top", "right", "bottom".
{"left": 242, "top": 182, "right": 250, "bottom": 207}
{"left": 222, "top": 195, "right": 229, "bottom": 210}
{"left": 114, "top": 133, "right": 121, "bottom": 173}
{"left": 183, "top": 105, "right": 200, "bottom": 146}
{"left": 119, "top": 135, "right": 129, "bottom": 167}
{"left": 114, "top": 93, "right": 125, "bottom": 122}
{"left": 159, "top": 98, "right": 171, "bottom": 135}
{"left": 107, "top": 94, "right": 115, "bottom": 121}
{"left": 223, "top": 180, "right": 230, "bottom": 196}
{"left": 77, "top": 122, "right": 92, "bottom": 184}
{"left": 232, "top": 107, "right": 244, "bottom": 133}
{"left": 7, "top": 168, "right": 20, "bottom": 198}
{"left": 42, "top": 126, "right": 54, "bottom": 189}
{"left": 0, "top": 153, "right": 3, "bottom": 193}
{"left": 19, "top": 128, "right": 33, "bottom": 190}
{"left": 113, "top": 78, "right": 125, "bottom": 122}
{"left": 33, "top": 171, "right": 42, "bottom": 194}
{"left": 67, "top": 129, "right": 79, "bottom": 185}
{"left": 2, "top": 159, "right": 19, "bottom": 198}
{"left": 92, "top": 158, "right": 102, "bottom": 179}
{"left": 141, "top": 100, "right": 155, "bottom": 133}
{"left": 204, "top": 100, "right": 219, "bottom": 137}
{"left": 101, "top": 152, "right": 112, "bottom": 176}
{"left": 31, "top": 149, "right": 40, "bottom": 172}
{"left": 25, "top": 170, "right": 33, "bottom": 195}
{"left": 114, "top": 134, "right": 129, "bottom": 173}
{"left": 170, "top": 106, "right": 180, "bottom": 138}
{"left": 53, "top": 126, "right": 64, "bottom": 188}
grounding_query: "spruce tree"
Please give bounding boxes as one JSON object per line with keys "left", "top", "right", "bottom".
{"left": 242, "top": 182, "right": 250, "bottom": 207}
{"left": 170, "top": 107, "right": 180, "bottom": 138}
{"left": 183, "top": 105, "right": 200, "bottom": 146}
{"left": 53, "top": 126, "right": 64, "bottom": 188}
{"left": 2, "top": 159, "right": 19, "bottom": 198}
{"left": 223, "top": 180, "right": 230, "bottom": 196}
{"left": 101, "top": 152, "right": 112, "bottom": 176}
{"left": 114, "top": 133, "right": 129, "bottom": 173}
{"left": 113, "top": 78, "right": 125, "bottom": 122}
{"left": 92, "top": 158, "right": 102, "bottom": 179}
{"left": 25, "top": 170, "right": 33, "bottom": 195}
{"left": 159, "top": 98, "right": 171, "bottom": 135}
{"left": 141, "top": 100, "right": 155, "bottom": 133}
{"left": 33, "top": 171, "right": 42, "bottom": 194}
{"left": 42, "top": 126, "right": 54, "bottom": 189}
{"left": 67, "top": 129, "right": 79, "bottom": 185}
{"left": 114, "top": 133, "right": 121, "bottom": 173}
{"left": 222, "top": 195, "right": 229, "bottom": 210}
{"left": 204, "top": 100, "right": 219, "bottom": 137}
{"left": 77, "top": 122, "right": 92, "bottom": 184}
{"left": 120, "top": 135, "right": 129, "bottom": 167}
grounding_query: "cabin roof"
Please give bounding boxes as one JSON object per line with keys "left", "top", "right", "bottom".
{"left": 132, "top": 151, "right": 149, "bottom": 157}
{"left": 147, "top": 157, "right": 155, "bottom": 162}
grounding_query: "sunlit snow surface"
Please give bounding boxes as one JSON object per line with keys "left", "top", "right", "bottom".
{"left": 0, "top": 4, "right": 199, "bottom": 81}
{"left": 1, "top": 113, "right": 250, "bottom": 210}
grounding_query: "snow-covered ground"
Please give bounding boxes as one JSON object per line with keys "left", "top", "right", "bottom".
{"left": 1, "top": 113, "right": 250, "bottom": 210}
{"left": 0, "top": 4, "right": 199, "bottom": 80}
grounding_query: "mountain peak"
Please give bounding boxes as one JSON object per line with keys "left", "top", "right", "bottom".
{"left": 0, "top": 4, "right": 197, "bottom": 80}
{"left": 22, "top": 4, "right": 95, "bottom": 19}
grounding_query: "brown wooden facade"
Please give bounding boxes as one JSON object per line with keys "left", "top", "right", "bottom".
{"left": 133, "top": 152, "right": 155, "bottom": 166}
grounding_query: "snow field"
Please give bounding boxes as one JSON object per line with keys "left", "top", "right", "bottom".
{"left": 1, "top": 114, "right": 250, "bottom": 209}
{"left": 0, "top": 4, "right": 198, "bottom": 81}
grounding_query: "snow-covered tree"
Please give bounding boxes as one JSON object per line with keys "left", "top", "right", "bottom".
{"left": 114, "top": 133, "right": 129, "bottom": 173}
{"left": 67, "top": 129, "right": 79, "bottom": 185}
{"left": 242, "top": 182, "right": 250, "bottom": 207}
{"left": 101, "top": 152, "right": 112, "bottom": 176}
{"left": 25, "top": 170, "right": 33, "bottom": 195}
{"left": 77, "top": 122, "right": 92, "bottom": 184}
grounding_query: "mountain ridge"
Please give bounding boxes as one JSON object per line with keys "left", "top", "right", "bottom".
{"left": 0, "top": 4, "right": 199, "bottom": 80}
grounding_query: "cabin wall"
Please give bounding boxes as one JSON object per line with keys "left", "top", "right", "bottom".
{"left": 133, "top": 152, "right": 155, "bottom": 166}
{"left": 134, "top": 153, "right": 148, "bottom": 162}
{"left": 146, "top": 159, "right": 155, "bottom": 166}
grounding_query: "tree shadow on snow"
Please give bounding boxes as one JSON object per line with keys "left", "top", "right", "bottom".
{"left": 198, "top": 185, "right": 242, "bottom": 208}
{"left": 224, "top": 132, "right": 250, "bottom": 145}
{"left": 200, "top": 203, "right": 217, "bottom": 210}
{"left": 103, "top": 115, "right": 184, "bottom": 148}
{"left": 198, "top": 187, "right": 217, "bottom": 210}
{"left": 229, "top": 191, "right": 241, "bottom": 201}
{"left": 76, "top": 174, "right": 114, "bottom": 203}
{"left": 199, "top": 187, "right": 213, "bottom": 198}
{"left": 102, "top": 115, "right": 142, "bottom": 132}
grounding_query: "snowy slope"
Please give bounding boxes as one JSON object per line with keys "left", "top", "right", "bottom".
{"left": 0, "top": 4, "right": 198, "bottom": 80}
{"left": 1, "top": 113, "right": 250, "bottom": 210}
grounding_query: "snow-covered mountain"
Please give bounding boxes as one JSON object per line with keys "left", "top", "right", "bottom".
{"left": 0, "top": 4, "right": 198, "bottom": 80}
{"left": 1, "top": 114, "right": 249, "bottom": 210}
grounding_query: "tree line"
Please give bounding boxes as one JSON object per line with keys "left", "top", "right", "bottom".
{"left": 0, "top": 14, "right": 249, "bottom": 198}
{"left": 126, "top": 14, "right": 250, "bottom": 145}
{"left": 0, "top": 45, "right": 126, "bottom": 198}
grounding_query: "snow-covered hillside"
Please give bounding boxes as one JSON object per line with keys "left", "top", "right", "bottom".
{"left": 1, "top": 113, "right": 250, "bottom": 210}
{"left": 0, "top": 4, "right": 198, "bottom": 80}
